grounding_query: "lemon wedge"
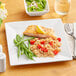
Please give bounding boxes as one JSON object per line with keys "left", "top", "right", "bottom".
{"left": 36, "top": 25, "right": 45, "bottom": 34}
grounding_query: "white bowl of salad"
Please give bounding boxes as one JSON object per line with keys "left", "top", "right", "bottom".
{"left": 24, "top": 0, "right": 49, "bottom": 16}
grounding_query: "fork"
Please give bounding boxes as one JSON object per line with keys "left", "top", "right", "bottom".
{"left": 64, "top": 23, "right": 76, "bottom": 59}
{"left": 64, "top": 24, "right": 76, "bottom": 39}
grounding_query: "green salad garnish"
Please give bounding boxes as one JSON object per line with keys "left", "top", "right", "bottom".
{"left": 26, "top": 0, "right": 46, "bottom": 12}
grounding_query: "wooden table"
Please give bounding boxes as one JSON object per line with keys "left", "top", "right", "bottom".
{"left": 0, "top": 0, "right": 76, "bottom": 76}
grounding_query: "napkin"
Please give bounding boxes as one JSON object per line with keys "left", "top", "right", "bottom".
{"left": 74, "top": 23, "right": 76, "bottom": 57}
{"left": 65, "top": 23, "right": 74, "bottom": 56}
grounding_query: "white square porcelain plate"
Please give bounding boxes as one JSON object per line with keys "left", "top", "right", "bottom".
{"left": 5, "top": 19, "right": 72, "bottom": 66}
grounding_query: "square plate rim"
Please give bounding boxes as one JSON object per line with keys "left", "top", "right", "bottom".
{"left": 5, "top": 19, "right": 73, "bottom": 66}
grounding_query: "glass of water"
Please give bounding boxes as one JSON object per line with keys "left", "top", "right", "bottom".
{"left": 54, "top": 0, "right": 71, "bottom": 15}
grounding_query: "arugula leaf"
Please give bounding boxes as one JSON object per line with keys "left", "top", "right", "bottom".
{"left": 42, "top": 0, "right": 46, "bottom": 8}
{"left": 37, "top": 8, "right": 43, "bottom": 11}
{"left": 0, "top": 18, "right": 3, "bottom": 27}
{"left": 27, "top": 7, "right": 33, "bottom": 12}
{"left": 37, "top": 3, "right": 43, "bottom": 9}
{"left": 27, "top": 6, "right": 37, "bottom": 12}
{"left": 26, "top": 0, "right": 33, "bottom": 2}
{"left": 35, "top": 0, "right": 40, "bottom": 2}
{"left": 27, "top": 2, "right": 31, "bottom": 6}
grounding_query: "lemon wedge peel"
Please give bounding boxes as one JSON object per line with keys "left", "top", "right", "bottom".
{"left": 36, "top": 25, "right": 45, "bottom": 34}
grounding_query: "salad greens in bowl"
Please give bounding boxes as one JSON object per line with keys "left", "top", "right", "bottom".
{"left": 26, "top": 0, "right": 47, "bottom": 12}
{"left": 24, "top": 0, "right": 49, "bottom": 16}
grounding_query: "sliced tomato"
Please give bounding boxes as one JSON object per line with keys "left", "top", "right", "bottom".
{"left": 38, "top": 38, "right": 40, "bottom": 40}
{"left": 41, "top": 47, "right": 48, "bottom": 52}
{"left": 37, "top": 44, "right": 42, "bottom": 49}
{"left": 40, "top": 41, "right": 45, "bottom": 44}
{"left": 57, "top": 38, "right": 61, "bottom": 42}
{"left": 30, "top": 40, "right": 35, "bottom": 45}
{"left": 44, "top": 48, "right": 48, "bottom": 52}
{"left": 41, "top": 47, "right": 45, "bottom": 51}
{"left": 49, "top": 41, "right": 53, "bottom": 46}
{"left": 53, "top": 50, "right": 59, "bottom": 55}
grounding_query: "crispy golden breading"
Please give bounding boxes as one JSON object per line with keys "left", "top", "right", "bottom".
{"left": 23, "top": 25, "right": 57, "bottom": 39}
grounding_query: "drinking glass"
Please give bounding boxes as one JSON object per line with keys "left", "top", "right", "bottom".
{"left": 54, "top": 0, "right": 71, "bottom": 15}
